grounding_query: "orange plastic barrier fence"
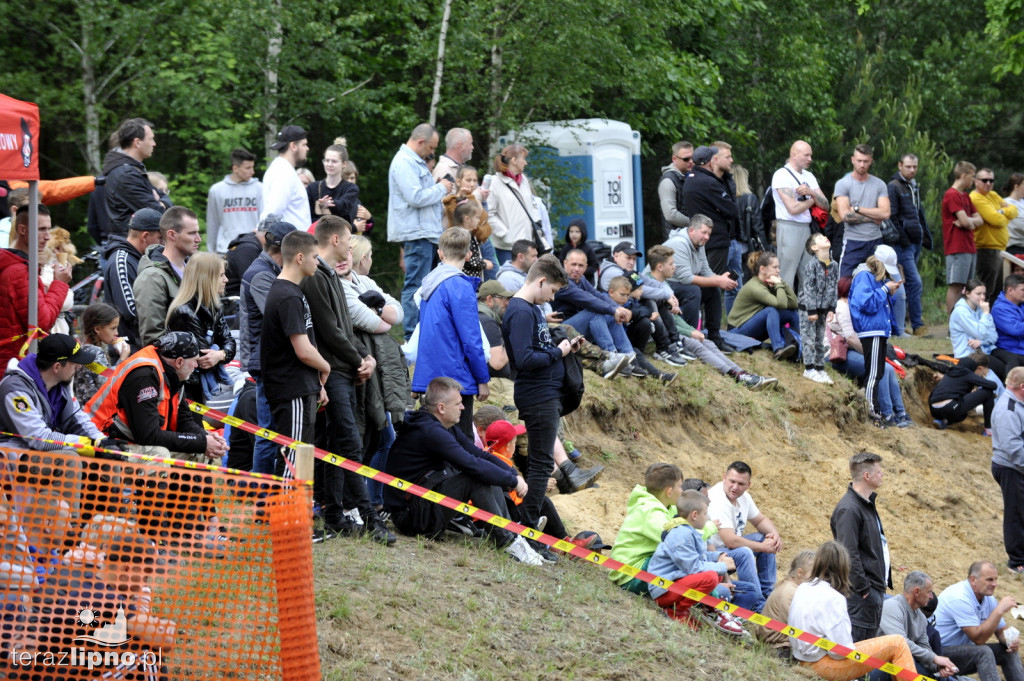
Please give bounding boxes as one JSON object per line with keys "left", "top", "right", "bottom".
{"left": 0, "top": 446, "right": 319, "bottom": 680}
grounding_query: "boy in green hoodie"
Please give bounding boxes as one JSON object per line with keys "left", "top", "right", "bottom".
{"left": 608, "top": 462, "right": 683, "bottom": 594}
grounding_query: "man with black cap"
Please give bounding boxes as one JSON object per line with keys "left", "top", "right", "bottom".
{"left": 0, "top": 334, "right": 109, "bottom": 452}
{"left": 86, "top": 331, "right": 227, "bottom": 460}
{"left": 101, "top": 207, "right": 163, "bottom": 352}
{"left": 263, "top": 125, "right": 311, "bottom": 230}
{"left": 239, "top": 219, "right": 297, "bottom": 473}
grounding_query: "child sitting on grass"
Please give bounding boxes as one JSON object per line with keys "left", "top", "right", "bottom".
{"left": 647, "top": 490, "right": 753, "bottom": 636}
{"left": 608, "top": 463, "right": 682, "bottom": 594}
{"left": 756, "top": 549, "right": 815, "bottom": 655}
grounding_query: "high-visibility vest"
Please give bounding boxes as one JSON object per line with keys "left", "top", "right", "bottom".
{"left": 86, "top": 346, "right": 179, "bottom": 434}
{"left": 490, "top": 448, "right": 522, "bottom": 506}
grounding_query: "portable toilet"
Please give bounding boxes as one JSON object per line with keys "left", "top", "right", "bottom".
{"left": 497, "top": 119, "right": 643, "bottom": 256}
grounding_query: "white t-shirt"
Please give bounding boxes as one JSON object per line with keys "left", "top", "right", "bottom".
{"left": 262, "top": 156, "right": 312, "bottom": 230}
{"left": 707, "top": 481, "right": 760, "bottom": 536}
{"left": 771, "top": 163, "right": 819, "bottom": 223}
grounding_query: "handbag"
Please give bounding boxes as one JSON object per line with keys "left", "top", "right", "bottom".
{"left": 826, "top": 325, "right": 848, "bottom": 362}
{"left": 879, "top": 218, "right": 900, "bottom": 246}
{"left": 507, "top": 181, "right": 552, "bottom": 255}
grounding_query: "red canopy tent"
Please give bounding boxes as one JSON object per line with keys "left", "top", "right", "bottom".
{"left": 0, "top": 93, "right": 42, "bottom": 351}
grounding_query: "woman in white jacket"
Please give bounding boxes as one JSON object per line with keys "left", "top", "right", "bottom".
{"left": 788, "top": 540, "right": 914, "bottom": 681}
{"left": 487, "top": 144, "right": 546, "bottom": 262}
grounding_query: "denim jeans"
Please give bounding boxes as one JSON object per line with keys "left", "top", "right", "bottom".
{"left": 562, "top": 309, "right": 633, "bottom": 353}
{"left": 731, "top": 306, "right": 800, "bottom": 352}
{"left": 479, "top": 238, "right": 498, "bottom": 281}
{"left": 891, "top": 280, "right": 908, "bottom": 336}
{"left": 723, "top": 543, "right": 767, "bottom": 613}
{"left": 893, "top": 242, "right": 923, "bottom": 331}
{"left": 831, "top": 349, "right": 906, "bottom": 417}
{"left": 251, "top": 376, "right": 279, "bottom": 475}
{"left": 367, "top": 413, "right": 396, "bottom": 508}
{"left": 723, "top": 239, "right": 745, "bottom": 317}
{"left": 401, "top": 238, "right": 436, "bottom": 340}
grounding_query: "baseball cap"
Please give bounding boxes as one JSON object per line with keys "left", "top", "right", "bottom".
{"left": 691, "top": 145, "right": 718, "bottom": 166}
{"left": 155, "top": 331, "right": 200, "bottom": 360}
{"left": 270, "top": 125, "right": 307, "bottom": 151}
{"left": 477, "top": 280, "right": 515, "bottom": 300}
{"left": 612, "top": 241, "right": 641, "bottom": 257}
{"left": 262, "top": 220, "right": 298, "bottom": 248}
{"left": 873, "top": 244, "right": 901, "bottom": 280}
{"left": 37, "top": 334, "right": 99, "bottom": 365}
{"left": 485, "top": 420, "right": 526, "bottom": 450}
{"left": 128, "top": 208, "right": 163, "bottom": 232}
{"left": 573, "top": 531, "right": 612, "bottom": 551}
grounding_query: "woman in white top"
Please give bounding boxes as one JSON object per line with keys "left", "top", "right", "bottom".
{"left": 1004, "top": 173, "right": 1024, "bottom": 254}
{"left": 487, "top": 144, "right": 544, "bottom": 262}
{"left": 788, "top": 540, "right": 914, "bottom": 681}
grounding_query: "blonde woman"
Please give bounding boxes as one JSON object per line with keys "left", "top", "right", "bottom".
{"left": 165, "top": 252, "right": 235, "bottom": 403}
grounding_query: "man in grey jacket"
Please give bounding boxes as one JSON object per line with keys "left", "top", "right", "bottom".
{"left": 992, "top": 366, "right": 1024, "bottom": 574}
{"left": 387, "top": 123, "right": 454, "bottom": 338}
{"left": 0, "top": 334, "right": 107, "bottom": 452}
{"left": 658, "top": 140, "right": 694, "bottom": 240}
{"left": 876, "top": 571, "right": 959, "bottom": 678}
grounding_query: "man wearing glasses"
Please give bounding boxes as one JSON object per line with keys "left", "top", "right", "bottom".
{"left": 971, "top": 168, "right": 1019, "bottom": 299}
{"left": 659, "top": 140, "right": 694, "bottom": 240}
{"left": 771, "top": 140, "right": 830, "bottom": 289}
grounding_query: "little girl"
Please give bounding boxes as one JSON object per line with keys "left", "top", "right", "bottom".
{"left": 451, "top": 201, "right": 486, "bottom": 278}
{"left": 74, "top": 302, "right": 129, "bottom": 403}
{"left": 444, "top": 165, "right": 493, "bottom": 277}
{"left": 798, "top": 233, "right": 839, "bottom": 385}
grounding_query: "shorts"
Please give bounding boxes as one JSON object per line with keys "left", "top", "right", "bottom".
{"left": 946, "top": 252, "right": 977, "bottom": 285}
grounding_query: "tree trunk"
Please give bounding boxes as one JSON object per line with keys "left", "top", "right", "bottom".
{"left": 263, "top": 0, "right": 283, "bottom": 159}
{"left": 80, "top": 11, "right": 101, "bottom": 175}
{"left": 488, "top": 21, "right": 503, "bottom": 155}
{"left": 428, "top": 0, "right": 453, "bottom": 127}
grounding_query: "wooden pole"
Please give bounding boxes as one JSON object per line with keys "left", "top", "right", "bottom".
{"left": 294, "top": 443, "right": 314, "bottom": 484}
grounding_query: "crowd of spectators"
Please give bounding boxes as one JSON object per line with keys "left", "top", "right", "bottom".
{"left": 4, "top": 117, "right": 1024, "bottom": 680}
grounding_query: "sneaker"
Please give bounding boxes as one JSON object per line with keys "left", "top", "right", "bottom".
{"left": 712, "top": 611, "right": 747, "bottom": 636}
{"left": 871, "top": 415, "right": 888, "bottom": 429}
{"left": 1007, "top": 564, "right": 1024, "bottom": 576}
{"left": 982, "top": 428, "right": 993, "bottom": 437}
{"left": 672, "top": 343, "right": 698, "bottom": 361}
{"left": 737, "top": 372, "right": 771, "bottom": 391}
{"left": 533, "top": 546, "right": 559, "bottom": 564}
{"left": 505, "top": 535, "right": 544, "bottom": 566}
{"left": 815, "top": 369, "right": 834, "bottom": 385}
{"left": 802, "top": 368, "right": 820, "bottom": 383}
{"left": 774, "top": 344, "right": 798, "bottom": 361}
{"left": 932, "top": 418, "right": 948, "bottom": 430}
{"left": 447, "top": 516, "right": 482, "bottom": 537}
{"left": 599, "top": 353, "right": 630, "bottom": 379}
{"left": 627, "top": 360, "right": 649, "bottom": 378}
{"left": 364, "top": 517, "right": 398, "bottom": 546}
{"left": 913, "top": 326, "right": 930, "bottom": 337}
{"left": 895, "top": 413, "right": 914, "bottom": 428}
{"left": 654, "top": 350, "right": 689, "bottom": 367}
{"left": 659, "top": 371, "right": 677, "bottom": 386}
{"left": 313, "top": 525, "right": 339, "bottom": 544}
{"left": 536, "top": 515, "right": 548, "bottom": 532}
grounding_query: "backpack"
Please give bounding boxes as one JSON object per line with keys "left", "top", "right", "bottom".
{"left": 550, "top": 325, "right": 585, "bottom": 416}
{"left": 759, "top": 190, "right": 777, "bottom": 241}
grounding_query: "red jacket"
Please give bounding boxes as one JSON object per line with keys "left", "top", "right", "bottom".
{"left": 0, "top": 249, "right": 70, "bottom": 367}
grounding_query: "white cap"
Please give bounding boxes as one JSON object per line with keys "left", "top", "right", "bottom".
{"left": 874, "top": 245, "right": 901, "bottom": 281}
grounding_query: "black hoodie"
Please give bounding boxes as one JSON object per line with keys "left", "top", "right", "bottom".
{"left": 101, "top": 148, "right": 172, "bottom": 236}
{"left": 928, "top": 357, "right": 997, "bottom": 403}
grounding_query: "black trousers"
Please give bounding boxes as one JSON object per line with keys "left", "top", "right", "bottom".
{"left": 993, "top": 462, "right": 1024, "bottom": 568}
{"left": 669, "top": 281, "right": 722, "bottom": 338}
{"left": 930, "top": 390, "right": 995, "bottom": 428}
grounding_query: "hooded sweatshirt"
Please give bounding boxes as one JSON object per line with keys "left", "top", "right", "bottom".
{"left": 411, "top": 264, "right": 489, "bottom": 394}
{"left": 608, "top": 484, "right": 678, "bottom": 586}
{"left": 206, "top": 175, "right": 263, "bottom": 254}
{"left": 949, "top": 296, "right": 997, "bottom": 358}
{"left": 928, "top": 357, "right": 997, "bottom": 404}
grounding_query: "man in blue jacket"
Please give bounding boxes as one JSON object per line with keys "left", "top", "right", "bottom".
{"left": 553, "top": 249, "right": 635, "bottom": 371}
{"left": 387, "top": 123, "right": 454, "bottom": 339}
{"left": 411, "top": 227, "right": 489, "bottom": 437}
{"left": 384, "top": 376, "right": 543, "bottom": 566}
{"left": 992, "top": 274, "right": 1024, "bottom": 374}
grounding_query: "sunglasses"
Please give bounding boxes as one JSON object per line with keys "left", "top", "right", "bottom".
{"left": 674, "top": 156, "right": 692, "bottom": 162}
{"left": 978, "top": 178, "right": 994, "bottom": 184}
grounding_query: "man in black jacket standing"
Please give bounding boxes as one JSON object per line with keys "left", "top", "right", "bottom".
{"left": 888, "top": 154, "right": 932, "bottom": 336}
{"left": 102, "top": 118, "right": 173, "bottom": 237}
{"left": 831, "top": 451, "right": 893, "bottom": 641}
